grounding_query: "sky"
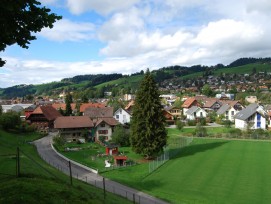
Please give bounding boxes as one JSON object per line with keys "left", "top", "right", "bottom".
{"left": 1, "top": 0, "right": 271, "bottom": 88}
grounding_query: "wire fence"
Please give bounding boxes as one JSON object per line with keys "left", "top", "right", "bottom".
{"left": 148, "top": 137, "right": 193, "bottom": 174}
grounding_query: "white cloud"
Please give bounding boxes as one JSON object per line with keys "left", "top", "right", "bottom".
{"left": 39, "top": 19, "right": 95, "bottom": 42}
{"left": 66, "top": 0, "right": 140, "bottom": 15}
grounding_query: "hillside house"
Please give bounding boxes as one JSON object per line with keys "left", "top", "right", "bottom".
{"left": 203, "top": 99, "right": 222, "bottom": 112}
{"left": 182, "top": 97, "right": 201, "bottom": 116}
{"left": 54, "top": 116, "right": 94, "bottom": 142}
{"left": 162, "top": 109, "right": 175, "bottom": 125}
{"left": 234, "top": 104, "right": 267, "bottom": 130}
{"left": 165, "top": 106, "right": 182, "bottom": 119}
{"left": 114, "top": 108, "right": 131, "bottom": 124}
{"left": 185, "top": 106, "right": 207, "bottom": 120}
{"left": 95, "top": 118, "right": 119, "bottom": 141}
{"left": 217, "top": 104, "right": 238, "bottom": 121}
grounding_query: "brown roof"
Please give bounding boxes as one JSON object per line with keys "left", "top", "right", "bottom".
{"left": 80, "top": 103, "right": 106, "bottom": 112}
{"left": 40, "top": 106, "right": 62, "bottom": 121}
{"left": 84, "top": 107, "right": 113, "bottom": 118}
{"left": 52, "top": 103, "right": 76, "bottom": 111}
{"left": 203, "top": 99, "right": 220, "bottom": 108}
{"left": 29, "top": 105, "right": 62, "bottom": 121}
{"left": 182, "top": 97, "right": 197, "bottom": 108}
{"left": 95, "top": 118, "right": 119, "bottom": 127}
{"left": 220, "top": 100, "right": 239, "bottom": 107}
{"left": 54, "top": 116, "right": 94, "bottom": 129}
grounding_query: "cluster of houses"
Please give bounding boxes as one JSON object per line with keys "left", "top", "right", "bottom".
{"left": 162, "top": 94, "right": 271, "bottom": 130}
{"left": 1, "top": 92, "right": 271, "bottom": 144}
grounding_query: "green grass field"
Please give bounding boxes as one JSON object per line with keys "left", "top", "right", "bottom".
{"left": 0, "top": 130, "right": 131, "bottom": 204}
{"left": 103, "top": 138, "right": 271, "bottom": 204}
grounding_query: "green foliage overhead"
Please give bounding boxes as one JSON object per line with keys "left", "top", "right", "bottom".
{"left": 0, "top": 0, "right": 62, "bottom": 66}
{"left": 130, "top": 69, "right": 167, "bottom": 159}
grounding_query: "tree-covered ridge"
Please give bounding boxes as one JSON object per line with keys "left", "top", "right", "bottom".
{"left": 1, "top": 57, "right": 271, "bottom": 99}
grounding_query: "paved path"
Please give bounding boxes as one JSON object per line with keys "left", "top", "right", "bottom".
{"left": 34, "top": 134, "right": 169, "bottom": 204}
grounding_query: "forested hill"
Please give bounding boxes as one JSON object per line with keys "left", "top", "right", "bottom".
{"left": 1, "top": 57, "right": 271, "bottom": 99}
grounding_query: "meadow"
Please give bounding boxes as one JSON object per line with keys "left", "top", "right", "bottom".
{"left": 102, "top": 136, "right": 271, "bottom": 203}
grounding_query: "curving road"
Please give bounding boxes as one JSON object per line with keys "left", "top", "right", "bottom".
{"left": 34, "top": 134, "right": 169, "bottom": 204}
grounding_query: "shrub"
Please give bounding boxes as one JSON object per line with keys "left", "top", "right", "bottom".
{"left": 176, "top": 121, "right": 185, "bottom": 131}
{"left": 199, "top": 118, "right": 206, "bottom": 126}
{"left": 53, "top": 135, "right": 65, "bottom": 147}
{"left": 193, "top": 123, "right": 208, "bottom": 137}
{"left": 187, "top": 120, "right": 196, "bottom": 126}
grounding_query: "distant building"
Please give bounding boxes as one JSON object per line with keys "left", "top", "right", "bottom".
{"left": 245, "top": 96, "right": 258, "bottom": 104}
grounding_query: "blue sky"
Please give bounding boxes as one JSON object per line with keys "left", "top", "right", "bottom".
{"left": 1, "top": 0, "right": 271, "bottom": 88}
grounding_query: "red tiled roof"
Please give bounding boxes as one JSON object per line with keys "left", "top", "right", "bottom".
{"left": 54, "top": 116, "right": 94, "bottom": 129}
{"left": 113, "top": 155, "right": 127, "bottom": 160}
{"left": 80, "top": 103, "right": 106, "bottom": 112}
{"left": 182, "top": 97, "right": 196, "bottom": 108}
{"left": 52, "top": 103, "right": 76, "bottom": 111}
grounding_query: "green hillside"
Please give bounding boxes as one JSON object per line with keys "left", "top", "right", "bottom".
{"left": 1, "top": 57, "right": 271, "bottom": 99}
{"left": 0, "top": 130, "right": 131, "bottom": 204}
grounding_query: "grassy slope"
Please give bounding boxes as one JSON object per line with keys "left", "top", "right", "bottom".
{"left": 182, "top": 63, "right": 271, "bottom": 80}
{"left": 102, "top": 133, "right": 271, "bottom": 204}
{"left": 0, "top": 130, "right": 131, "bottom": 204}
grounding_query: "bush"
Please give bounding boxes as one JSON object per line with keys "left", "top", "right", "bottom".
{"left": 193, "top": 123, "right": 208, "bottom": 137}
{"left": 187, "top": 120, "right": 196, "bottom": 126}
{"left": 111, "top": 125, "right": 130, "bottom": 147}
{"left": 176, "top": 121, "right": 185, "bottom": 131}
{"left": 99, "top": 135, "right": 107, "bottom": 143}
{"left": 53, "top": 135, "right": 65, "bottom": 147}
{"left": 223, "top": 120, "right": 232, "bottom": 128}
{"left": 199, "top": 118, "right": 206, "bottom": 126}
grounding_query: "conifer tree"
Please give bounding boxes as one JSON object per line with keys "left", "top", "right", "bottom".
{"left": 65, "top": 92, "right": 73, "bottom": 116}
{"left": 130, "top": 69, "right": 167, "bottom": 159}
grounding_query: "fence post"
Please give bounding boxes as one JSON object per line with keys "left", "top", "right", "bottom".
{"left": 68, "top": 161, "right": 73, "bottom": 186}
{"left": 103, "top": 177, "right": 106, "bottom": 199}
{"left": 16, "top": 147, "right": 20, "bottom": 177}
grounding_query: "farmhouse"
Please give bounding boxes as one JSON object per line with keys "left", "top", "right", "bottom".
{"left": 26, "top": 105, "right": 62, "bottom": 130}
{"left": 165, "top": 106, "right": 182, "bottom": 119}
{"left": 234, "top": 103, "right": 267, "bottom": 130}
{"left": 54, "top": 116, "right": 94, "bottom": 142}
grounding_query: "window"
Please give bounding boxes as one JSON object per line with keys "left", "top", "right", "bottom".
{"left": 120, "top": 109, "right": 122, "bottom": 114}
{"left": 101, "top": 123, "right": 105, "bottom": 127}
{"left": 98, "top": 130, "right": 108, "bottom": 134}
{"left": 226, "top": 111, "right": 228, "bottom": 115}
{"left": 231, "top": 111, "right": 234, "bottom": 116}
{"left": 116, "top": 115, "right": 119, "bottom": 119}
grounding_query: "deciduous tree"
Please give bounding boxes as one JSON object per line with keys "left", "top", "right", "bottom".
{"left": 0, "top": 0, "right": 62, "bottom": 66}
{"left": 130, "top": 69, "right": 167, "bottom": 159}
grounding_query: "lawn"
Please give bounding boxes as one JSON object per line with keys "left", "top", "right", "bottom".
{"left": 0, "top": 130, "right": 131, "bottom": 204}
{"left": 102, "top": 138, "right": 271, "bottom": 204}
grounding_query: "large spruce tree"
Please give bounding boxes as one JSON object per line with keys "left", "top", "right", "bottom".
{"left": 130, "top": 69, "right": 167, "bottom": 159}
{"left": 65, "top": 92, "right": 73, "bottom": 116}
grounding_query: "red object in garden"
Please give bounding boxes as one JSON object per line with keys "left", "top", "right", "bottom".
{"left": 113, "top": 156, "right": 127, "bottom": 166}
{"left": 105, "top": 144, "right": 119, "bottom": 155}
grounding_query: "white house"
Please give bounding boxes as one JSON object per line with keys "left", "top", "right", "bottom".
{"left": 113, "top": 108, "right": 131, "bottom": 124}
{"left": 216, "top": 104, "right": 239, "bottom": 122}
{"left": 95, "top": 118, "right": 119, "bottom": 141}
{"left": 234, "top": 103, "right": 267, "bottom": 130}
{"left": 185, "top": 106, "right": 207, "bottom": 120}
